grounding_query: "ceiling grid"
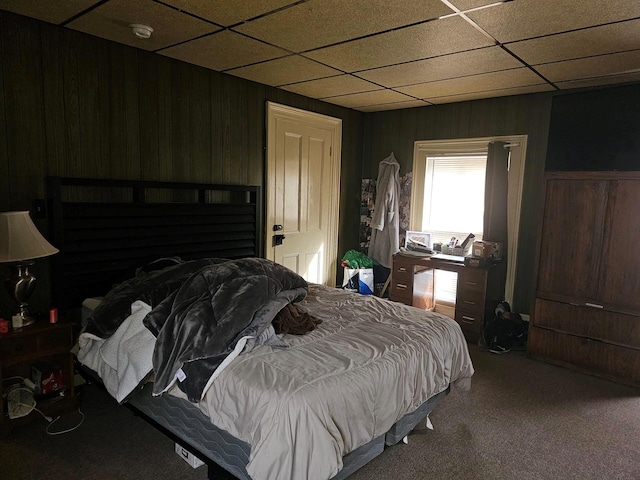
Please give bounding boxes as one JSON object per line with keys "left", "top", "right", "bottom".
{"left": 0, "top": 0, "right": 638, "bottom": 111}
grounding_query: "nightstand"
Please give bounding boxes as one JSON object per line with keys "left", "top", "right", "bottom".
{"left": 0, "top": 318, "right": 77, "bottom": 426}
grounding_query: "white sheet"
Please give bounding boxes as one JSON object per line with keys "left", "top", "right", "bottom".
{"left": 77, "top": 300, "right": 155, "bottom": 403}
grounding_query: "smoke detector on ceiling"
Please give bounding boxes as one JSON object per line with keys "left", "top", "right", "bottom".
{"left": 129, "top": 24, "right": 153, "bottom": 39}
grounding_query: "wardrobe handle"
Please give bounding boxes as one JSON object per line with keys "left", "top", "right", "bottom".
{"left": 396, "top": 283, "right": 408, "bottom": 290}
{"left": 585, "top": 303, "right": 604, "bottom": 309}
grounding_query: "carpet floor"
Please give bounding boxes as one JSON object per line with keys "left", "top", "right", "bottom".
{"left": 1, "top": 344, "right": 638, "bottom": 479}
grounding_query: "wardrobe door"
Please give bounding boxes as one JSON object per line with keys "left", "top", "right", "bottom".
{"left": 536, "top": 178, "right": 608, "bottom": 302}
{"left": 599, "top": 179, "right": 640, "bottom": 312}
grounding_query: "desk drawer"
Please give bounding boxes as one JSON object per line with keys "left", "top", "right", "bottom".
{"left": 458, "top": 270, "right": 486, "bottom": 294}
{"left": 392, "top": 262, "right": 413, "bottom": 283}
{"left": 391, "top": 280, "right": 412, "bottom": 305}
{"left": 457, "top": 289, "right": 485, "bottom": 313}
{"left": 455, "top": 310, "right": 483, "bottom": 335}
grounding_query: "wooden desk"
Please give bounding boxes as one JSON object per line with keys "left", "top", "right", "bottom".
{"left": 390, "top": 253, "right": 504, "bottom": 342}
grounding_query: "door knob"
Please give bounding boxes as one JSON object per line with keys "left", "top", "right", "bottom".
{"left": 273, "top": 224, "right": 283, "bottom": 231}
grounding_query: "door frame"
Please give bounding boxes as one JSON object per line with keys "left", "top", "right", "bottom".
{"left": 265, "top": 102, "right": 342, "bottom": 285}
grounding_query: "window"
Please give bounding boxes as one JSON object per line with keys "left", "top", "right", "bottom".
{"left": 422, "top": 154, "right": 487, "bottom": 247}
{"left": 421, "top": 154, "right": 487, "bottom": 305}
{"left": 410, "top": 136, "right": 528, "bottom": 311}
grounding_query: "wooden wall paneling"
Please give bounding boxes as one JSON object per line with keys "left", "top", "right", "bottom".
{"left": 217, "top": 74, "right": 233, "bottom": 185}
{"left": 107, "top": 43, "right": 140, "bottom": 181}
{"left": 228, "top": 74, "right": 249, "bottom": 185}
{"left": 1, "top": 14, "right": 46, "bottom": 209}
{"left": 156, "top": 55, "right": 174, "bottom": 182}
{"left": 245, "top": 79, "right": 267, "bottom": 187}
{"left": 76, "top": 35, "right": 106, "bottom": 192}
{"left": 41, "top": 24, "right": 68, "bottom": 177}
{"left": 189, "top": 65, "right": 212, "bottom": 184}
{"left": 138, "top": 52, "right": 161, "bottom": 182}
{"left": 170, "top": 61, "right": 192, "bottom": 183}
{"left": 123, "top": 46, "right": 141, "bottom": 180}
{"left": 511, "top": 94, "right": 552, "bottom": 312}
{"left": 0, "top": 15, "right": 9, "bottom": 212}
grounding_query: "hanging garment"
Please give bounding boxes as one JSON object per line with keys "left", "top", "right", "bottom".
{"left": 368, "top": 152, "right": 400, "bottom": 268}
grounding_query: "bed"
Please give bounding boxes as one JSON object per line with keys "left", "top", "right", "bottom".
{"left": 47, "top": 176, "right": 474, "bottom": 480}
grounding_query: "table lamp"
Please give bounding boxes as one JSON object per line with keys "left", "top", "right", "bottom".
{"left": 0, "top": 211, "right": 59, "bottom": 326}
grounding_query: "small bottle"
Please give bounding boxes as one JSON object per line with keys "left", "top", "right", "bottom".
{"left": 49, "top": 308, "right": 58, "bottom": 324}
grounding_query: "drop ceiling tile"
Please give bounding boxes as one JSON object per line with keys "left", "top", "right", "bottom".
{"left": 535, "top": 50, "right": 640, "bottom": 83}
{"left": 160, "top": 30, "right": 289, "bottom": 71}
{"left": 556, "top": 72, "right": 640, "bottom": 90}
{"left": 447, "top": 1, "right": 503, "bottom": 12}
{"left": 396, "top": 68, "right": 545, "bottom": 99}
{"left": 233, "top": 0, "right": 453, "bottom": 52}
{"left": 226, "top": 55, "right": 342, "bottom": 86}
{"left": 507, "top": 19, "right": 640, "bottom": 66}
{"left": 67, "top": 0, "right": 218, "bottom": 51}
{"left": 322, "top": 89, "right": 416, "bottom": 109}
{"left": 282, "top": 75, "right": 381, "bottom": 98}
{"left": 161, "top": 0, "right": 298, "bottom": 27}
{"left": 0, "top": 0, "right": 101, "bottom": 25}
{"left": 305, "top": 16, "right": 494, "bottom": 72}
{"left": 426, "top": 84, "right": 554, "bottom": 104}
{"left": 357, "top": 100, "right": 431, "bottom": 112}
{"left": 357, "top": 46, "right": 524, "bottom": 88}
{"left": 467, "top": 0, "right": 640, "bottom": 43}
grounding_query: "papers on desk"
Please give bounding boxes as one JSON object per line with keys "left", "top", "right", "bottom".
{"left": 431, "top": 253, "right": 465, "bottom": 264}
{"left": 398, "top": 248, "right": 432, "bottom": 257}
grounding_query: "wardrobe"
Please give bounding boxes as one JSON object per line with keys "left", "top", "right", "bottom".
{"left": 529, "top": 171, "right": 640, "bottom": 387}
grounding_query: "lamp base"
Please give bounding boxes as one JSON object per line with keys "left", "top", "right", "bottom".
{"left": 5, "top": 262, "right": 38, "bottom": 328}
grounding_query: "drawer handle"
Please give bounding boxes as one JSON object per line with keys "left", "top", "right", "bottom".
{"left": 396, "top": 283, "right": 408, "bottom": 290}
{"left": 464, "top": 281, "right": 478, "bottom": 286}
{"left": 398, "top": 267, "right": 407, "bottom": 272}
{"left": 461, "top": 316, "right": 475, "bottom": 323}
{"left": 463, "top": 300, "right": 476, "bottom": 305}
{"left": 585, "top": 303, "right": 603, "bottom": 309}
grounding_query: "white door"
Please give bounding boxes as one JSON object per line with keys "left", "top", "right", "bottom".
{"left": 266, "top": 102, "right": 341, "bottom": 285}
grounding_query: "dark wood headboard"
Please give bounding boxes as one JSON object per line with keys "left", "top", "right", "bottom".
{"left": 47, "top": 177, "right": 262, "bottom": 311}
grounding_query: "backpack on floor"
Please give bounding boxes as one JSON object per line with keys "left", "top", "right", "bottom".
{"left": 479, "top": 301, "right": 527, "bottom": 354}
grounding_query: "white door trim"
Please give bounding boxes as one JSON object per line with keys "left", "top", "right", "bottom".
{"left": 266, "top": 102, "right": 342, "bottom": 285}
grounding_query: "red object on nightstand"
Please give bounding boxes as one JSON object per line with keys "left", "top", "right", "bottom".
{"left": 0, "top": 318, "right": 8, "bottom": 334}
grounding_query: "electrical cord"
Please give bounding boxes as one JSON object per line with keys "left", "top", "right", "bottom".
{"left": 5, "top": 376, "right": 85, "bottom": 434}
{"left": 46, "top": 407, "right": 85, "bottom": 435}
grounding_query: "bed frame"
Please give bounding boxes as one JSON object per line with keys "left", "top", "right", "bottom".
{"left": 47, "top": 176, "right": 448, "bottom": 480}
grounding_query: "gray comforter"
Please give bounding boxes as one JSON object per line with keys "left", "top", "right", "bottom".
{"left": 194, "top": 284, "right": 474, "bottom": 480}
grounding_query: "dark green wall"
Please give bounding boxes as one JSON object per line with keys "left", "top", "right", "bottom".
{"left": 0, "top": 11, "right": 364, "bottom": 314}
{"left": 363, "top": 94, "right": 554, "bottom": 314}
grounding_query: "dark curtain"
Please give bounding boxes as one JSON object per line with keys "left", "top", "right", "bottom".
{"left": 483, "top": 141, "right": 509, "bottom": 301}
{"left": 483, "top": 141, "right": 509, "bottom": 245}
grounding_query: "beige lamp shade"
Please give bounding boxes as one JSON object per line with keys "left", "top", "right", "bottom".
{"left": 0, "top": 211, "right": 59, "bottom": 262}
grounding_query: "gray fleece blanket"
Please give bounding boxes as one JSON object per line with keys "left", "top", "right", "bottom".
{"left": 83, "top": 257, "right": 308, "bottom": 403}
{"left": 143, "top": 258, "right": 308, "bottom": 401}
